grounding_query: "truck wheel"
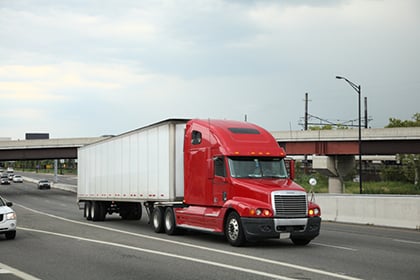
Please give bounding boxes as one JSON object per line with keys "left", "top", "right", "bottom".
{"left": 225, "top": 211, "right": 246, "bottom": 247}
{"left": 91, "top": 201, "right": 106, "bottom": 221}
{"left": 5, "top": 230, "right": 16, "bottom": 240}
{"left": 152, "top": 207, "right": 165, "bottom": 233}
{"left": 291, "top": 238, "right": 311, "bottom": 246}
{"left": 164, "top": 207, "right": 178, "bottom": 235}
{"left": 84, "top": 201, "right": 92, "bottom": 220}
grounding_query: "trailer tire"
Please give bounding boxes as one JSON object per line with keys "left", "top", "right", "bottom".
{"left": 84, "top": 201, "right": 92, "bottom": 220}
{"left": 164, "top": 207, "right": 178, "bottom": 235}
{"left": 91, "top": 201, "right": 106, "bottom": 221}
{"left": 152, "top": 207, "right": 165, "bottom": 233}
{"left": 128, "top": 203, "right": 142, "bottom": 220}
{"left": 225, "top": 211, "right": 246, "bottom": 247}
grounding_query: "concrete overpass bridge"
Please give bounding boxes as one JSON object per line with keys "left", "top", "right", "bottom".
{"left": 0, "top": 137, "right": 107, "bottom": 161}
{"left": 272, "top": 127, "right": 420, "bottom": 155}
{"left": 1, "top": 127, "right": 419, "bottom": 192}
{"left": 272, "top": 127, "right": 420, "bottom": 192}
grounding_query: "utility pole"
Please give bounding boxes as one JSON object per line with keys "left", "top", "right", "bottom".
{"left": 304, "top": 93, "right": 309, "bottom": 174}
{"left": 304, "top": 93, "right": 309, "bottom": 131}
{"left": 364, "top": 97, "right": 368, "bottom": 128}
{"left": 336, "top": 76, "right": 363, "bottom": 194}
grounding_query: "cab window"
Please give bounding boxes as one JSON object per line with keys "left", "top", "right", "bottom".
{"left": 214, "top": 157, "right": 226, "bottom": 177}
{"left": 191, "top": 130, "right": 202, "bottom": 145}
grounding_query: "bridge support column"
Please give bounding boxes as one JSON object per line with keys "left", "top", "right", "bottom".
{"left": 328, "top": 177, "right": 343, "bottom": 193}
{"left": 313, "top": 155, "right": 355, "bottom": 193}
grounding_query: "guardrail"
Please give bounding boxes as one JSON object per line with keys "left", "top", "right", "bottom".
{"left": 315, "top": 194, "right": 420, "bottom": 230}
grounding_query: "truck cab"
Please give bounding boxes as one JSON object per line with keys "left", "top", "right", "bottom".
{"left": 173, "top": 119, "right": 321, "bottom": 246}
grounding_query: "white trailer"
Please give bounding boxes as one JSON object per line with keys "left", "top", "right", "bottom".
{"left": 77, "top": 119, "right": 188, "bottom": 221}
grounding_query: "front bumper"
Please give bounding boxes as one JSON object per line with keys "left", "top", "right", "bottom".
{"left": 0, "top": 219, "right": 17, "bottom": 232}
{"left": 241, "top": 216, "right": 321, "bottom": 241}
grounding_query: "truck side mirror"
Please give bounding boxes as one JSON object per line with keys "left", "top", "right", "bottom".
{"left": 285, "top": 158, "right": 295, "bottom": 180}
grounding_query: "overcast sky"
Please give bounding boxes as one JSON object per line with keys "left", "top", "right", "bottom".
{"left": 1, "top": 0, "right": 419, "bottom": 139}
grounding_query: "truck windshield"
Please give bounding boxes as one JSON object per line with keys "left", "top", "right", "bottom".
{"left": 228, "top": 157, "right": 288, "bottom": 179}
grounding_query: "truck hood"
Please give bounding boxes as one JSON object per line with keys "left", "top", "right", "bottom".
{"left": 0, "top": 206, "right": 14, "bottom": 215}
{"left": 230, "top": 178, "right": 306, "bottom": 205}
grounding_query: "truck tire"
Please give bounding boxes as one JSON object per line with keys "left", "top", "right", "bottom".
{"left": 164, "top": 207, "right": 178, "bottom": 235}
{"left": 5, "top": 230, "right": 16, "bottom": 240}
{"left": 128, "top": 203, "right": 142, "bottom": 220}
{"left": 91, "top": 201, "right": 106, "bottom": 221}
{"left": 225, "top": 211, "right": 246, "bottom": 247}
{"left": 291, "top": 238, "right": 311, "bottom": 246}
{"left": 152, "top": 207, "right": 165, "bottom": 233}
{"left": 84, "top": 201, "right": 92, "bottom": 220}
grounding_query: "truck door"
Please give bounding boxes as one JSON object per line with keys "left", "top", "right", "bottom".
{"left": 212, "top": 156, "right": 229, "bottom": 206}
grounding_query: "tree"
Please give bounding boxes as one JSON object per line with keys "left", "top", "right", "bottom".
{"left": 385, "top": 113, "right": 420, "bottom": 187}
{"left": 386, "top": 113, "right": 420, "bottom": 128}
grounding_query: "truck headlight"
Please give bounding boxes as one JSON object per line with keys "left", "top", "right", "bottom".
{"left": 249, "top": 208, "right": 272, "bottom": 216}
{"left": 6, "top": 212, "right": 16, "bottom": 220}
{"left": 308, "top": 208, "right": 320, "bottom": 217}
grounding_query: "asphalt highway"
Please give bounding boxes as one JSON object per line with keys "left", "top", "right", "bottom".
{"left": 0, "top": 179, "right": 419, "bottom": 280}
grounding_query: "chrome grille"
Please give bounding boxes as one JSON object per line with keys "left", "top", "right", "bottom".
{"left": 273, "top": 194, "right": 307, "bottom": 218}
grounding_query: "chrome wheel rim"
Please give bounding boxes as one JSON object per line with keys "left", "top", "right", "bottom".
{"left": 228, "top": 219, "right": 239, "bottom": 241}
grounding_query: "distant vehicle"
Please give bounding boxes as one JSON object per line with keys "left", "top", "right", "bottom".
{"left": 1, "top": 174, "right": 10, "bottom": 185}
{"left": 8, "top": 173, "right": 14, "bottom": 180}
{"left": 12, "top": 175, "right": 23, "bottom": 183}
{"left": 38, "top": 179, "right": 51, "bottom": 189}
{"left": 0, "top": 196, "right": 16, "bottom": 240}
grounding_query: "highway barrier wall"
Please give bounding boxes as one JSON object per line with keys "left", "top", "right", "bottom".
{"left": 316, "top": 194, "right": 420, "bottom": 230}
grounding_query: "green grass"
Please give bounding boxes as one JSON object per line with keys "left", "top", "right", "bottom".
{"left": 295, "top": 173, "right": 420, "bottom": 194}
{"left": 15, "top": 168, "right": 77, "bottom": 175}
{"left": 343, "top": 181, "right": 420, "bottom": 195}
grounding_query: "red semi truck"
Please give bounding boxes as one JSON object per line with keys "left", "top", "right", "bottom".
{"left": 78, "top": 119, "right": 321, "bottom": 246}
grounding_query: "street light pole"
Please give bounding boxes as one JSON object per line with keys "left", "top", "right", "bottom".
{"left": 336, "top": 76, "right": 363, "bottom": 194}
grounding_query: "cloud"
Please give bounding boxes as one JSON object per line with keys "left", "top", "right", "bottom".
{"left": 0, "top": 0, "right": 419, "bottom": 139}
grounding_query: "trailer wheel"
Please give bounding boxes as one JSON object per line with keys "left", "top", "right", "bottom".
{"left": 84, "top": 201, "right": 92, "bottom": 220}
{"left": 91, "top": 201, "right": 106, "bottom": 221}
{"left": 225, "top": 211, "right": 246, "bottom": 247}
{"left": 164, "top": 207, "right": 178, "bottom": 235}
{"left": 128, "top": 203, "right": 142, "bottom": 220}
{"left": 152, "top": 207, "right": 165, "bottom": 233}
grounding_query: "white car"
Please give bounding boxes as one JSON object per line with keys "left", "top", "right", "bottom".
{"left": 0, "top": 196, "right": 16, "bottom": 240}
{"left": 12, "top": 175, "right": 23, "bottom": 183}
{"left": 38, "top": 179, "right": 51, "bottom": 189}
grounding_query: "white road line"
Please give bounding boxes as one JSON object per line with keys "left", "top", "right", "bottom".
{"left": 15, "top": 203, "right": 363, "bottom": 280}
{"left": 0, "top": 262, "right": 42, "bottom": 280}
{"left": 393, "top": 239, "right": 420, "bottom": 245}
{"left": 312, "top": 242, "right": 358, "bottom": 251}
{"left": 0, "top": 268, "right": 10, "bottom": 274}
{"left": 19, "top": 227, "right": 296, "bottom": 280}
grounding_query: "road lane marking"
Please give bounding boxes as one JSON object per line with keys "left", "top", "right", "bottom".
{"left": 0, "top": 262, "right": 42, "bottom": 280}
{"left": 312, "top": 242, "right": 358, "bottom": 251}
{"left": 393, "top": 239, "right": 420, "bottom": 245}
{"left": 19, "top": 227, "right": 296, "bottom": 280}
{"left": 16, "top": 203, "right": 363, "bottom": 280}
